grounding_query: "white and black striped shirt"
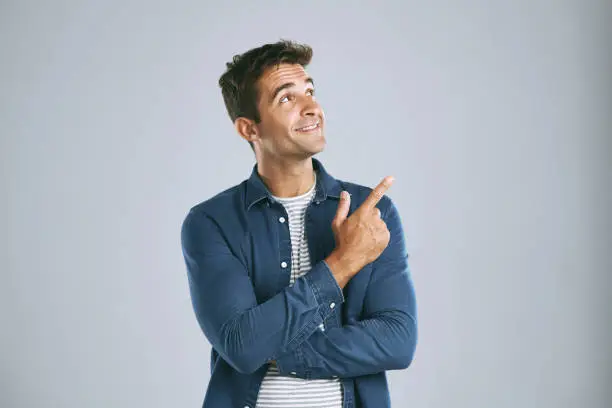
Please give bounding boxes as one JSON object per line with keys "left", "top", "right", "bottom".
{"left": 255, "top": 173, "right": 343, "bottom": 408}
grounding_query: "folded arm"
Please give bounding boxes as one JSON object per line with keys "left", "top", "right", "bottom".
{"left": 181, "top": 209, "right": 345, "bottom": 375}
{"left": 275, "top": 198, "right": 418, "bottom": 379}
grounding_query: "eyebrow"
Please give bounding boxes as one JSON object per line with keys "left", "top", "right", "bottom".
{"left": 270, "top": 77, "right": 315, "bottom": 103}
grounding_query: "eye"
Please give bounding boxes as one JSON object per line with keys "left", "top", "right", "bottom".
{"left": 307, "top": 88, "right": 315, "bottom": 96}
{"left": 279, "top": 95, "right": 291, "bottom": 104}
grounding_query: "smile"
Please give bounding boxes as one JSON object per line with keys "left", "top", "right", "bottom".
{"left": 295, "top": 121, "right": 321, "bottom": 132}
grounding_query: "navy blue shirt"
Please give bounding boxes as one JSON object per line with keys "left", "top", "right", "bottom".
{"left": 181, "top": 158, "right": 418, "bottom": 407}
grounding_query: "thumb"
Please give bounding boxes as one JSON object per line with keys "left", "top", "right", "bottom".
{"left": 332, "top": 191, "right": 351, "bottom": 230}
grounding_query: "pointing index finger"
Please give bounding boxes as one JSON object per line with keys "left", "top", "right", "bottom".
{"left": 362, "top": 176, "right": 394, "bottom": 210}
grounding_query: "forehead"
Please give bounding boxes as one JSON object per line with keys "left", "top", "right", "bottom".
{"left": 257, "top": 63, "right": 310, "bottom": 94}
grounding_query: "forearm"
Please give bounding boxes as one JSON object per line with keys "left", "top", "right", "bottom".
{"left": 275, "top": 309, "right": 416, "bottom": 378}
{"left": 191, "top": 261, "right": 343, "bottom": 374}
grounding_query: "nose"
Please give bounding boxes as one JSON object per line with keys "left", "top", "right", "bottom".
{"left": 301, "top": 96, "right": 321, "bottom": 117}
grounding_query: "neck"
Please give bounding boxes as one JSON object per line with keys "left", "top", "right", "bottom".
{"left": 256, "top": 156, "right": 316, "bottom": 198}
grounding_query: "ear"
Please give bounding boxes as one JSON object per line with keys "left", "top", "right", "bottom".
{"left": 235, "top": 117, "right": 259, "bottom": 144}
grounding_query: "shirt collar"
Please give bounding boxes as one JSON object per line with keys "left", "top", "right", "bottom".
{"left": 245, "top": 157, "right": 342, "bottom": 211}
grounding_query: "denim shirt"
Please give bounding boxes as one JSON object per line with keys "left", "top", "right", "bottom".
{"left": 180, "top": 158, "right": 418, "bottom": 408}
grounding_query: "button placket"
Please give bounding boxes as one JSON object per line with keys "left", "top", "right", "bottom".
{"left": 274, "top": 204, "right": 291, "bottom": 286}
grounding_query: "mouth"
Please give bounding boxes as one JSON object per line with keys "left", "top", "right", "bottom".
{"left": 295, "top": 120, "right": 321, "bottom": 133}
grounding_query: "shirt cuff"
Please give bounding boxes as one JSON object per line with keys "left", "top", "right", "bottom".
{"left": 306, "top": 260, "right": 345, "bottom": 318}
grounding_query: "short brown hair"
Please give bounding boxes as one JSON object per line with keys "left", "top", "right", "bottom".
{"left": 218, "top": 40, "right": 313, "bottom": 150}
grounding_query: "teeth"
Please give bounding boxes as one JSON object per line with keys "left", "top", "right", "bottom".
{"left": 298, "top": 123, "right": 318, "bottom": 131}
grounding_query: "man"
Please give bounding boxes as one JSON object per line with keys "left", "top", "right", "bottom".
{"left": 181, "top": 40, "right": 418, "bottom": 408}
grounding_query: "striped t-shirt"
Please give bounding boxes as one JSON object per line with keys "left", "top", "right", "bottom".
{"left": 255, "top": 172, "right": 343, "bottom": 408}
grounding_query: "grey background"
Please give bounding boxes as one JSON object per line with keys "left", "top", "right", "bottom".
{"left": 2, "top": 1, "right": 610, "bottom": 407}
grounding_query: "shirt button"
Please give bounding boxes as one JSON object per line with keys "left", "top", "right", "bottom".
{"left": 281, "top": 261, "right": 288, "bottom": 268}
{"left": 279, "top": 216, "right": 286, "bottom": 223}
{"left": 330, "top": 302, "right": 336, "bottom": 309}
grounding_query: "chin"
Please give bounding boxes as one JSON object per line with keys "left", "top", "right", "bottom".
{"left": 299, "top": 142, "right": 325, "bottom": 158}
{"left": 311, "top": 140, "right": 327, "bottom": 155}
{"left": 310, "top": 133, "right": 326, "bottom": 147}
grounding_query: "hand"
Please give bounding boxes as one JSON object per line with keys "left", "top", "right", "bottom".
{"left": 326, "top": 176, "right": 394, "bottom": 287}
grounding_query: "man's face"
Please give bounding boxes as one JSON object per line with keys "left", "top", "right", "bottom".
{"left": 253, "top": 63, "right": 326, "bottom": 159}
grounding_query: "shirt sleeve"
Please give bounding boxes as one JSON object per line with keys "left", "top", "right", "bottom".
{"left": 275, "top": 197, "right": 418, "bottom": 379}
{"left": 181, "top": 209, "right": 345, "bottom": 375}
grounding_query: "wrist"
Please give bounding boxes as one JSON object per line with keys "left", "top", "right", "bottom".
{"left": 325, "top": 250, "right": 357, "bottom": 288}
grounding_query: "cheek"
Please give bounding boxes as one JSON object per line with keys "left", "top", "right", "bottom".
{"left": 271, "top": 110, "right": 298, "bottom": 133}
{"left": 260, "top": 115, "right": 290, "bottom": 141}
{"left": 285, "top": 109, "right": 302, "bottom": 129}
{"left": 261, "top": 107, "right": 300, "bottom": 136}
